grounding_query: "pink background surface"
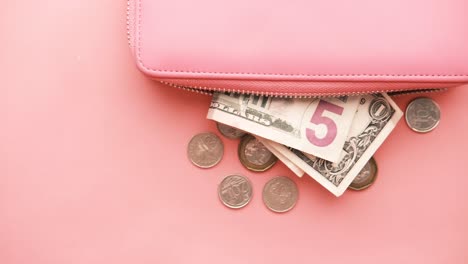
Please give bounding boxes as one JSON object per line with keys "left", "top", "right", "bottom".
{"left": 2, "top": 1, "right": 468, "bottom": 263}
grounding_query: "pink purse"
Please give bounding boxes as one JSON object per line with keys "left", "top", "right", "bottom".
{"left": 127, "top": 0, "right": 468, "bottom": 96}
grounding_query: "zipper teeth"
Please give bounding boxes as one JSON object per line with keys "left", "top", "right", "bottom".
{"left": 126, "top": 0, "right": 130, "bottom": 47}
{"left": 126, "top": 0, "right": 132, "bottom": 48}
{"left": 161, "top": 81, "right": 445, "bottom": 98}
{"left": 388, "top": 88, "right": 448, "bottom": 97}
{"left": 168, "top": 83, "right": 214, "bottom": 96}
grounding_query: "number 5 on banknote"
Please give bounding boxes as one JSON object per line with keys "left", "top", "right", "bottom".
{"left": 306, "top": 100, "right": 344, "bottom": 147}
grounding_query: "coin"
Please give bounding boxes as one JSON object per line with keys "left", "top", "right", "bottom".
{"left": 349, "top": 157, "right": 378, "bottom": 191}
{"left": 262, "top": 176, "right": 298, "bottom": 213}
{"left": 187, "top": 132, "right": 224, "bottom": 168}
{"left": 218, "top": 175, "right": 253, "bottom": 209}
{"left": 405, "top": 97, "right": 441, "bottom": 133}
{"left": 238, "top": 135, "right": 278, "bottom": 172}
{"left": 216, "top": 123, "right": 246, "bottom": 139}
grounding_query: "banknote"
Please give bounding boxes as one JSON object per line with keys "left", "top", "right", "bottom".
{"left": 207, "top": 93, "right": 360, "bottom": 162}
{"left": 261, "top": 93, "right": 402, "bottom": 197}
{"left": 256, "top": 137, "right": 305, "bottom": 177}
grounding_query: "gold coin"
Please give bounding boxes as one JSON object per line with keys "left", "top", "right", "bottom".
{"left": 238, "top": 135, "right": 277, "bottom": 172}
{"left": 349, "top": 157, "right": 378, "bottom": 191}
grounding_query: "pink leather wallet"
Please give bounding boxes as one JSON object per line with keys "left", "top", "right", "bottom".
{"left": 127, "top": 0, "right": 468, "bottom": 96}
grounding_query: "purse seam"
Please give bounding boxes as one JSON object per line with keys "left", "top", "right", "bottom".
{"left": 136, "top": 0, "right": 468, "bottom": 78}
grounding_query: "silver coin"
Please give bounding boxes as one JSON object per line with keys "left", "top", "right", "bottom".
{"left": 218, "top": 175, "right": 253, "bottom": 209}
{"left": 263, "top": 176, "right": 298, "bottom": 213}
{"left": 405, "top": 97, "right": 441, "bottom": 133}
{"left": 187, "top": 132, "right": 224, "bottom": 168}
{"left": 238, "top": 135, "right": 277, "bottom": 172}
{"left": 216, "top": 123, "right": 246, "bottom": 139}
{"left": 349, "top": 157, "right": 378, "bottom": 191}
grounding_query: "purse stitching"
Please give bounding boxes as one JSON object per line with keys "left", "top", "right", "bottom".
{"left": 136, "top": 0, "right": 468, "bottom": 78}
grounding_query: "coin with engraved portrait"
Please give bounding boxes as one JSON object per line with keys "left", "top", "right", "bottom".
{"left": 187, "top": 132, "right": 224, "bottom": 168}
{"left": 218, "top": 175, "right": 253, "bottom": 209}
{"left": 262, "top": 176, "right": 298, "bottom": 213}
{"left": 238, "top": 135, "right": 278, "bottom": 172}
{"left": 349, "top": 157, "right": 378, "bottom": 191}
{"left": 216, "top": 122, "right": 247, "bottom": 139}
{"left": 405, "top": 98, "right": 441, "bottom": 133}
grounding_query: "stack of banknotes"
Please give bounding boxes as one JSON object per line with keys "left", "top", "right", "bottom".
{"left": 207, "top": 93, "right": 403, "bottom": 197}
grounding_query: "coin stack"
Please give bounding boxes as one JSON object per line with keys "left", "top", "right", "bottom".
{"left": 188, "top": 96, "right": 441, "bottom": 211}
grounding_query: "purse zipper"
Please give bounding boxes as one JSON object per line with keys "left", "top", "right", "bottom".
{"left": 387, "top": 88, "right": 448, "bottom": 97}
{"left": 161, "top": 81, "right": 446, "bottom": 98}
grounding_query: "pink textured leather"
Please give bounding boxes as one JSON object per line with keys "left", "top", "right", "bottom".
{"left": 129, "top": 0, "right": 468, "bottom": 94}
